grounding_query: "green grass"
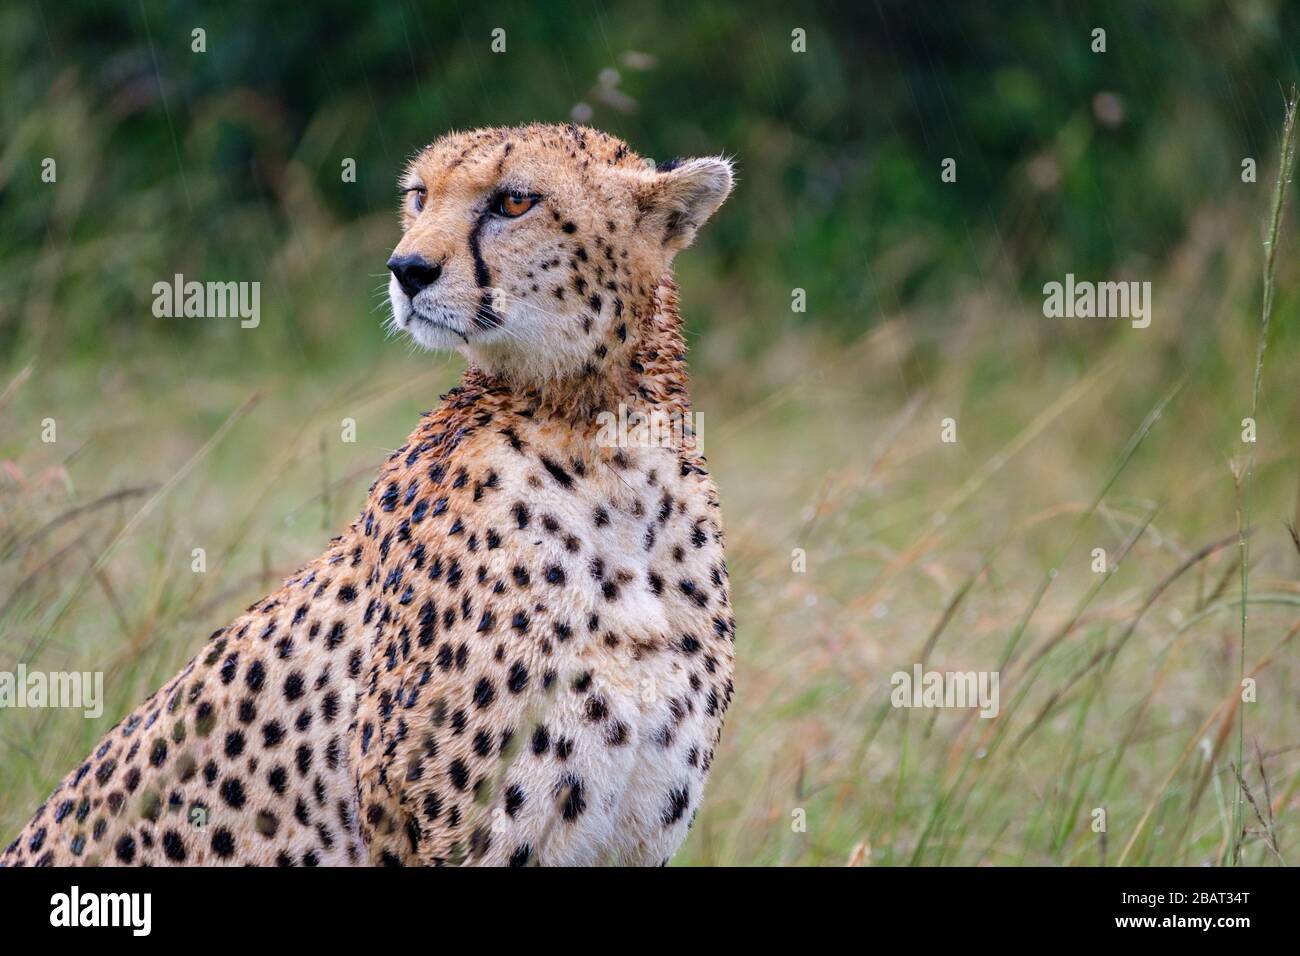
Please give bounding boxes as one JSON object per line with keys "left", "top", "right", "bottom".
{"left": 3, "top": 93, "right": 1300, "bottom": 866}
{"left": 1230, "top": 87, "right": 1299, "bottom": 866}
{"left": 3, "top": 252, "right": 1298, "bottom": 865}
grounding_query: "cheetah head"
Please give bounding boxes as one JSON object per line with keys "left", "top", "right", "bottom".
{"left": 386, "top": 124, "right": 732, "bottom": 384}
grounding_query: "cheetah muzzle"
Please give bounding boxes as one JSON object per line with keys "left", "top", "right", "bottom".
{"left": 3, "top": 123, "right": 737, "bottom": 867}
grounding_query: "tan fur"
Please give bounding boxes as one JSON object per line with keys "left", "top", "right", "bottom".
{"left": 3, "top": 124, "right": 735, "bottom": 867}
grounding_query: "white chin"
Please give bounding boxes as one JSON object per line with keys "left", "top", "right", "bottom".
{"left": 405, "top": 319, "right": 468, "bottom": 352}
{"left": 388, "top": 279, "right": 468, "bottom": 352}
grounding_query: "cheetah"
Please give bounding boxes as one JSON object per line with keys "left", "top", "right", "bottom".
{"left": 2, "top": 124, "right": 737, "bottom": 866}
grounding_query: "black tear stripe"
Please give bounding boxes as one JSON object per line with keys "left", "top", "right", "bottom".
{"left": 467, "top": 208, "right": 503, "bottom": 330}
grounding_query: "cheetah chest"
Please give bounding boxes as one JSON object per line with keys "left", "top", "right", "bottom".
{"left": 486, "top": 443, "right": 731, "bottom": 864}
{"left": 354, "top": 434, "right": 734, "bottom": 866}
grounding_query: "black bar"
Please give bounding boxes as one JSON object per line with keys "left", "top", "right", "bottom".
{"left": 0, "top": 866, "right": 1283, "bottom": 942}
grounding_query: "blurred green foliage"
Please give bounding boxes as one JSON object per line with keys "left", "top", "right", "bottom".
{"left": 4, "top": 2, "right": 1300, "bottom": 868}
{"left": 2, "top": 0, "right": 1298, "bottom": 360}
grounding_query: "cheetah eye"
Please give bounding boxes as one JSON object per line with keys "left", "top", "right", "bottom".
{"left": 491, "top": 191, "right": 540, "bottom": 218}
{"left": 402, "top": 186, "right": 426, "bottom": 214}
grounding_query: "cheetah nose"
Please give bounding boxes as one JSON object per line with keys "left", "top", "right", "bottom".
{"left": 387, "top": 254, "right": 442, "bottom": 298}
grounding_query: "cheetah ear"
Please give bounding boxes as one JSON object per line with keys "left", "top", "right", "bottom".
{"left": 637, "top": 156, "right": 734, "bottom": 252}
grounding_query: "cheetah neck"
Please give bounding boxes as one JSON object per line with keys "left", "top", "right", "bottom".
{"left": 469, "top": 274, "right": 693, "bottom": 441}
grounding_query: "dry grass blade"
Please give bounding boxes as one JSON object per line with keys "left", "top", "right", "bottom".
{"left": 1231, "top": 84, "right": 1298, "bottom": 866}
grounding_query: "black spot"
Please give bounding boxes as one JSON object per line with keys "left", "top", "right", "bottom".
{"left": 246, "top": 659, "right": 265, "bottom": 692}
{"left": 219, "top": 778, "right": 246, "bottom": 809}
{"left": 449, "top": 759, "right": 470, "bottom": 791}
{"left": 473, "top": 678, "right": 496, "bottom": 709}
{"left": 162, "top": 829, "right": 186, "bottom": 862}
{"left": 507, "top": 662, "right": 529, "bottom": 693}
{"left": 423, "top": 791, "right": 443, "bottom": 821}
{"left": 114, "top": 834, "right": 136, "bottom": 863}
{"left": 662, "top": 785, "right": 691, "bottom": 826}
{"left": 560, "top": 775, "right": 586, "bottom": 820}
{"left": 531, "top": 725, "right": 550, "bottom": 755}
{"left": 220, "top": 653, "right": 239, "bottom": 685}
{"left": 540, "top": 457, "right": 573, "bottom": 488}
{"left": 505, "top": 784, "right": 526, "bottom": 817}
{"left": 211, "top": 828, "right": 236, "bottom": 858}
{"left": 95, "top": 758, "right": 118, "bottom": 785}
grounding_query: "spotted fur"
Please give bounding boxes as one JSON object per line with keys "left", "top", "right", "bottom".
{"left": 2, "top": 124, "right": 736, "bottom": 867}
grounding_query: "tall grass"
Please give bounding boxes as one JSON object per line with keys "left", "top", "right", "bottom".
{"left": 3, "top": 289, "right": 1298, "bottom": 864}
{"left": 2, "top": 113, "right": 1299, "bottom": 869}
{"left": 1231, "top": 87, "right": 1299, "bottom": 866}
